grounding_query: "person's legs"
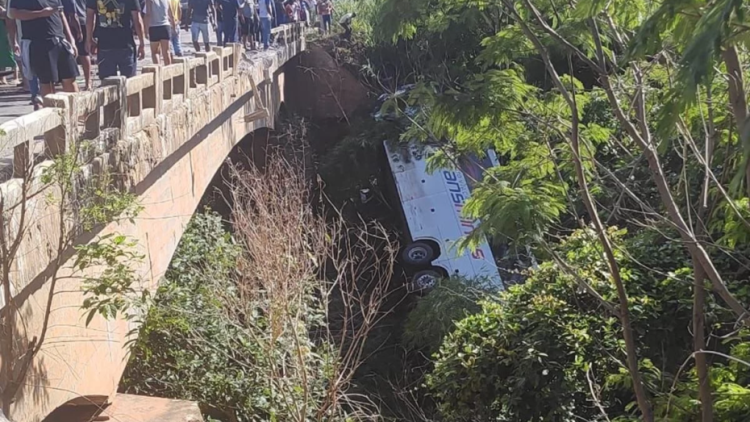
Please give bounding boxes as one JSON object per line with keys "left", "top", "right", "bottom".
{"left": 29, "top": 76, "right": 39, "bottom": 96}
{"left": 200, "top": 23, "right": 210, "bottom": 51}
{"left": 171, "top": 27, "right": 183, "bottom": 56}
{"left": 191, "top": 22, "right": 202, "bottom": 51}
{"left": 251, "top": 20, "right": 256, "bottom": 47}
{"left": 39, "top": 83, "right": 55, "bottom": 96}
{"left": 159, "top": 39, "right": 172, "bottom": 64}
{"left": 150, "top": 26, "right": 172, "bottom": 64}
{"left": 20, "top": 40, "right": 38, "bottom": 101}
{"left": 29, "top": 40, "right": 56, "bottom": 96}
{"left": 79, "top": 55, "right": 92, "bottom": 90}
{"left": 149, "top": 26, "right": 162, "bottom": 64}
{"left": 240, "top": 19, "right": 247, "bottom": 47}
{"left": 58, "top": 52, "right": 79, "bottom": 92}
{"left": 150, "top": 39, "right": 162, "bottom": 64}
{"left": 224, "top": 18, "right": 237, "bottom": 43}
{"left": 260, "top": 17, "right": 270, "bottom": 49}
{"left": 120, "top": 46, "right": 137, "bottom": 77}
{"left": 77, "top": 25, "right": 92, "bottom": 90}
{"left": 215, "top": 22, "right": 223, "bottom": 46}
{"left": 97, "top": 49, "right": 119, "bottom": 79}
{"left": 60, "top": 78, "right": 79, "bottom": 92}
{"left": 30, "top": 77, "right": 41, "bottom": 109}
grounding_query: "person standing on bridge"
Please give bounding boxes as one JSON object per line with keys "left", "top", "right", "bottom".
{"left": 10, "top": 0, "right": 79, "bottom": 96}
{"left": 6, "top": 0, "right": 42, "bottom": 108}
{"left": 271, "top": 0, "right": 282, "bottom": 26}
{"left": 168, "top": 0, "right": 181, "bottom": 56}
{"left": 187, "top": 0, "right": 213, "bottom": 51}
{"left": 86, "top": 0, "right": 146, "bottom": 79}
{"left": 238, "top": 0, "right": 256, "bottom": 50}
{"left": 218, "top": 0, "right": 237, "bottom": 44}
{"left": 145, "top": 0, "right": 176, "bottom": 65}
{"left": 317, "top": 0, "right": 331, "bottom": 34}
{"left": 63, "top": 0, "right": 92, "bottom": 90}
{"left": 211, "top": 0, "right": 220, "bottom": 44}
{"left": 257, "top": 0, "right": 269, "bottom": 49}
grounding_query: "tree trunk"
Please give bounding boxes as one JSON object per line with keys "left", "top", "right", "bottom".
{"left": 692, "top": 262, "right": 713, "bottom": 422}
{"left": 721, "top": 46, "right": 750, "bottom": 198}
{"left": 503, "top": 7, "right": 655, "bottom": 417}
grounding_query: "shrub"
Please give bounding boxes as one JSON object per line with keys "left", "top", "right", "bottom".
{"left": 425, "top": 228, "right": 750, "bottom": 422}
{"left": 122, "top": 154, "right": 398, "bottom": 422}
{"left": 401, "top": 276, "right": 490, "bottom": 355}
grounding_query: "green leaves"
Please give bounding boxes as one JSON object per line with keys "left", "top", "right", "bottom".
{"left": 463, "top": 174, "right": 566, "bottom": 245}
{"left": 478, "top": 26, "right": 535, "bottom": 67}
{"left": 79, "top": 171, "right": 142, "bottom": 231}
{"left": 425, "top": 226, "right": 750, "bottom": 421}
{"left": 76, "top": 233, "right": 145, "bottom": 325}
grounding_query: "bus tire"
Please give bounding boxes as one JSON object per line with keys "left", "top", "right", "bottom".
{"left": 409, "top": 269, "right": 442, "bottom": 294}
{"left": 402, "top": 241, "right": 435, "bottom": 266}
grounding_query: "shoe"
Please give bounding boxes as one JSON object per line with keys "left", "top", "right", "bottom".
{"left": 31, "top": 95, "right": 43, "bottom": 110}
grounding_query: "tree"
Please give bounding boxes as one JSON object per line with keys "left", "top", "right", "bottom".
{"left": 428, "top": 228, "right": 750, "bottom": 421}
{"left": 371, "top": 0, "right": 750, "bottom": 419}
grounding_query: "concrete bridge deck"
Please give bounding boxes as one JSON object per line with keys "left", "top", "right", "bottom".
{"left": 0, "top": 23, "right": 306, "bottom": 422}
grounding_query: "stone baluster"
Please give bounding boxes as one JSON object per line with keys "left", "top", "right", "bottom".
{"left": 143, "top": 66, "right": 163, "bottom": 116}
{"left": 102, "top": 76, "right": 128, "bottom": 139}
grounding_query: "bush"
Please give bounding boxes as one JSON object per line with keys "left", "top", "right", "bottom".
{"left": 401, "top": 276, "right": 489, "bottom": 355}
{"left": 121, "top": 155, "right": 399, "bottom": 422}
{"left": 425, "top": 228, "right": 750, "bottom": 422}
{"left": 426, "top": 265, "right": 622, "bottom": 422}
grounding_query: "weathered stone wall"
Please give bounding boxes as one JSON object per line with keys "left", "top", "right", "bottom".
{"left": 0, "top": 27, "right": 301, "bottom": 422}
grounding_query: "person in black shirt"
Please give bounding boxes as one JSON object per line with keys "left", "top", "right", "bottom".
{"left": 187, "top": 0, "right": 214, "bottom": 52}
{"left": 85, "top": 0, "right": 145, "bottom": 79}
{"left": 219, "top": 0, "right": 236, "bottom": 44}
{"left": 10, "top": 0, "right": 79, "bottom": 96}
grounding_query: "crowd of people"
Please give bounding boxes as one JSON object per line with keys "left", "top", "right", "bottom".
{"left": 0, "top": 0, "right": 349, "bottom": 111}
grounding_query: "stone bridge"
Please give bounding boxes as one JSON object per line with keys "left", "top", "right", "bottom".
{"left": 0, "top": 23, "right": 306, "bottom": 422}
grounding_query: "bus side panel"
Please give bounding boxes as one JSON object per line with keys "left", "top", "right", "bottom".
{"left": 384, "top": 141, "right": 504, "bottom": 288}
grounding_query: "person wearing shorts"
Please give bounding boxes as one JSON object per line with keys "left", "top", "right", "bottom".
{"left": 188, "top": 0, "right": 212, "bottom": 51}
{"left": 63, "top": 0, "right": 91, "bottom": 89}
{"left": 146, "top": 0, "right": 175, "bottom": 64}
{"left": 238, "top": 0, "right": 254, "bottom": 49}
{"left": 10, "top": 0, "right": 79, "bottom": 96}
{"left": 86, "top": 0, "right": 145, "bottom": 79}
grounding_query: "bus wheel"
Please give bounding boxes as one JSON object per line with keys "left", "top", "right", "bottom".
{"left": 402, "top": 242, "right": 435, "bottom": 266}
{"left": 410, "top": 269, "right": 441, "bottom": 293}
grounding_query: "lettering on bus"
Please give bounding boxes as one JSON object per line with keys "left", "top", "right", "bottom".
{"left": 443, "top": 170, "right": 485, "bottom": 260}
